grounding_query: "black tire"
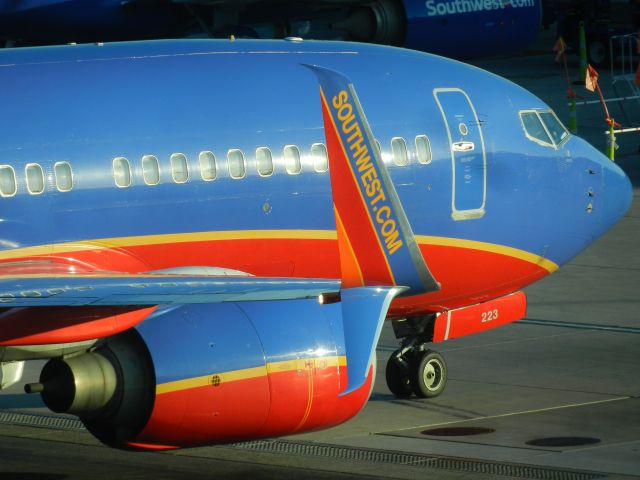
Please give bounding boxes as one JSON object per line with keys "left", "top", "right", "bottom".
{"left": 411, "top": 350, "right": 447, "bottom": 398}
{"left": 385, "top": 350, "right": 412, "bottom": 398}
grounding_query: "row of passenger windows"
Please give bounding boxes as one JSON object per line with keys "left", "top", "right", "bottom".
{"left": 0, "top": 162, "right": 73, "bottom": 197}
{"left": 0, "top": 135, "right": 433, "bottom": 196}
{"left": 114, "top": 137, "right": 432, "bottom": 188}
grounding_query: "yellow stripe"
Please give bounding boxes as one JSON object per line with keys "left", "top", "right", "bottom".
{"left": 415, "top": 235, "right": 558, "bottom": 273}
{"left": 156, "top": 355, "right": 346, "bottom": 395}
{"left": 0, "top": 230, "right": 337, "bottom": 261}
{"left": 155, "top": 365, "right": 267, "bottom": 395}
{"left": 0, "top": 230, "right": 557, "bottom": 273}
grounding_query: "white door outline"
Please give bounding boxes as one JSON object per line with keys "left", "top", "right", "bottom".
{"left": 434, "top": 88, "right": 487, "bottom": 221}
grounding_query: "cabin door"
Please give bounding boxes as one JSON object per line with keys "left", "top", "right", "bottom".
{"left": 434, "top": 88, "right": 486, "bottom": 220}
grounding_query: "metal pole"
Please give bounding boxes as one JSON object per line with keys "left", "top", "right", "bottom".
{"left": 567, "top": 91, "right": 578, "bottom": 134}
{"left": 579, "top": 21, "right": 588, "bottom": 83}
{"left": 606, "top": 119, "right": 617, "bottom": 161}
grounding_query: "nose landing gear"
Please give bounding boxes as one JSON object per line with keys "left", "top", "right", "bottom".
{"left": 385, "top": 316, "right": 448, "bottom": 399}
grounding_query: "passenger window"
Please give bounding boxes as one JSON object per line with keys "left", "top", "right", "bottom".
{"left": 54, "top": 162, "right": 73, "bottom": 192}
{"left": 0, "top": 165, "right": 17, "bottom": 197}
{"left": 170, "top": 153, "right": 189, "bottom": 183}
{"left": 415, "top": 135, "right": 432, "bottom": 165}
{"left": 284, "top": 145, "right": 301, "bottom": 175}
{"left": 256, "top": 147, "right": 273, "bottom": 177}
{"left": 199, "top": 151, "right": 217, "bottom": 181}
{"left": 520, "top": 111, "right": 553, "bottom": 146}
{"left": 228, "top": 149, "right": 246, "bottom": 179}
{"left": 26, "top": 163, "right": 45, "bottom": 194}
{"left": 142, "top": 155, "right": 160, "bottom": 185}
{"left": 539, "top": 111, "right": 569, "bottom": 146}
{"left": 113, "top": 157, "right": 132, "bottom": 188}
{"left": 311, "top": 143, "right": 328, "bottom": 172}
{"left": 391, "top": 137, "right": 409, "bottom": 166}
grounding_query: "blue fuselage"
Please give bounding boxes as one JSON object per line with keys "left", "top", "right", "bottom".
{"left": 0, "top": 39, "right": 631, "bottom": 311}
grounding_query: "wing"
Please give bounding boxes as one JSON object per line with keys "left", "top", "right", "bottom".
{"left": 0, "top": 269, "right": 340, "bottom": 347}
{"left": 0, "top": 273, "right": 339, "bottom": 307}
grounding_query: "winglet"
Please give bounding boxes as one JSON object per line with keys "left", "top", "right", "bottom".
{"left": 305, "top": 65, "right": 439, "bottom": 296}
{"left": 339, "top": 286, "right": 404, "bottom": 395}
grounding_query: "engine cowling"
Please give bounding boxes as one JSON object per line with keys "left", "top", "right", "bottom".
{"left": 33, "top": 298, "right": 373, "bottom": 450}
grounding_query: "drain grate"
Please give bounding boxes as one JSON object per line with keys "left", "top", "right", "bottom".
{"left": 0, "top": 411, "right": 84, "bottom": 431}
{"left": 228, "top": 439, "right": 607, "bottom": 480}
{"left": 0, "top": 413, "right": 608, "bottom": 480}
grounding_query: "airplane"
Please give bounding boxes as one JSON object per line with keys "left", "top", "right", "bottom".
{"left": 0, "top": 0, "right": 543, "bottom": 58}
{"left": 0, "top": 37, "right": 632, "bottom": 450}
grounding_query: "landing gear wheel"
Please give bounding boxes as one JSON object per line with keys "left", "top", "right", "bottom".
{"left": 411, "top": 350, "right": 447, "bottom": 398}
{"left": 385, "top": 350, "right": 412, "bottom": 398}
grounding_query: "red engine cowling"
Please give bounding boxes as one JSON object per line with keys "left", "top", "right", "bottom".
{"left": 34, "top": 298, "right": 373, "bottom": 450}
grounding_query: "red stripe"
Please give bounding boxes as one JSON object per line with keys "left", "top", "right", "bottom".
{"left": 0, "top": 306, "right": 156, "bottom": 346}
{"left": 135, "top": 365, "right": 372, "bottom": 448}
{"left": 0, "top": 239, "right": 549, "bottom": 316}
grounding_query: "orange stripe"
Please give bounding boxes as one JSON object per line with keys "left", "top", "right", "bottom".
{"left": 334, "top": 207, "right": 364, "bottom": 287}
{"left": 293, "top": 360, "right": 315, "bottom": 432}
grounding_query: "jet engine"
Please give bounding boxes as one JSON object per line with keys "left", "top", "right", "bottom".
{"left": 328, "top": 0, "right": 407, "bottom": 46}
{"left": 27, "top": 299, "right": 373, "bottom": 450}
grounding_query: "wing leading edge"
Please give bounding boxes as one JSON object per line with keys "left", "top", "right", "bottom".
{"left": 0, "top": 274, "right": 340, "bottom": 307}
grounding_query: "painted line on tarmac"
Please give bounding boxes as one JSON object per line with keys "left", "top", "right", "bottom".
{"left": 519, "top": 318, "right": 640, "bottom": 334}
{"left": 392, "top": 396, "right": 631, "bottom": 432}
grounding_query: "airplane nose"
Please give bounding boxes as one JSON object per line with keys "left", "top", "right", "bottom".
{"left": 600, "top": 158, "right": 633, "bottom": 230}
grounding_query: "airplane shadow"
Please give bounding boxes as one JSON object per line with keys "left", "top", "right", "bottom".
{"left": 0, "top": 394, "right": 45, "bottom": 409}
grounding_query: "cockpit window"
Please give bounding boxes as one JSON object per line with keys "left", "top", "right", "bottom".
{"left": 520, "top": 111, "right": 553, "bottom": 146}
{"left": 539, "top": 111, "right": 569, "bottom": 146}
{"left": 520, "top": 109, "right": 570, "bottom": 148}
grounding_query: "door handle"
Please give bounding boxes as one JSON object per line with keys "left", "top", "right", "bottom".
{"left": 452, "top": 141, "right": 475, "bottom": 152}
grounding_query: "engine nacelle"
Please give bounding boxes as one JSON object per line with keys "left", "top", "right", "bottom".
{"left": 33, "top": 298, "right": 373, "bottom": 449}
{"left": 330, "top": 0, "right": 406, "bottom": 46}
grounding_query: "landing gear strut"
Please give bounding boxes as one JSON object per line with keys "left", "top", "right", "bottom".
{"left": 385, "top": 316, "right": 447, "bottom": 399}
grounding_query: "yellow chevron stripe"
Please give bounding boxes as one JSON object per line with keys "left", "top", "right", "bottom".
{"left": 414, "top": 235, "right": 558, "bottom": 273}
{"left": 0, "top": 230, "right": 557, "bottom": 273}
{"left": 156, "top": 355, "right": 347, "bottom": 395}
{"left": 0, "top": 230, "right": 338, "bottom": 261}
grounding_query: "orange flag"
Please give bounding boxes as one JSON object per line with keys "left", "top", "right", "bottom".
{"left": 585, "top": 64, "right": 599, "bottom": 92}
{"left": 553, "top": 37, "right": 566, "bottom": 62}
